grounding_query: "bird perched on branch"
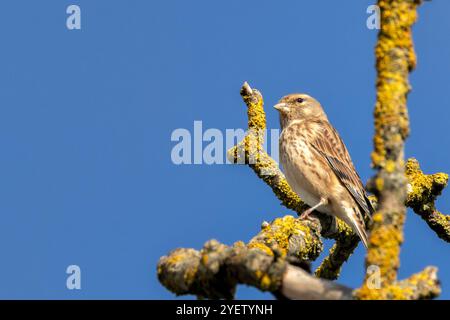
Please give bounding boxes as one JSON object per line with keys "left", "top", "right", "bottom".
{"left": 275, "top": 94, "right": 373, "bottom": 248}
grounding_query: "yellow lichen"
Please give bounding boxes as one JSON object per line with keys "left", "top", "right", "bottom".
{"left": 366, "top": 222, "right": 404, "bottom": 284}
{"left": 248, "top": 215, "right": 322, "bottom": 261}
{"left": 372, "top": 212, "right": 383, "bottom": 223}
{"left": 261, "top": 215, "right": 296, "bottom": 254}
{"left": 375, "top": 177, "right": 384, "bottom": 192}
{"left": 355, "top": 267, "right": 439, "bottom": 300}
{"left": 201, "top": 254, "right": 209, "bottom": 265}
{"left": 405, "top": 158, "right": 449, "bottom": 206}
{"left": 164, "top": 253, "right": 184, "bottom": 266}
{"left": 247, "top": 242, "right": 274, "bottom": 256}
{"left": 247, "top": 99, "right": 266, "bottom": 131}
{"left": 183, "top": 264, "right": 198, "bottom": 286}
{"left": 385, "top": 160, "right": 396, "bottom": 173}
{"left": 260, "top": 274, "right": 271, "bottom": 290}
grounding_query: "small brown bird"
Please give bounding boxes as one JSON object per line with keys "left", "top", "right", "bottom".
{"left": 275, "top": 94, "right": 373, "bottom": 248}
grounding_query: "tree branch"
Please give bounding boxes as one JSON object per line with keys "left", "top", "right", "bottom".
{"left": 353, "top": 266, "right": 440, "bottom": 300}
{"left": 281, "top": 264, "right": 353, "bottom": 300}
{"left": 157, "top": 216, "right": 344, "bottom": 299}
{"left": 355, "top": 0, "right": 441, "bottom": 299}
{"left": 405, "top": 158, "right": 450, "bottom": 242}
{"left": 157, "top": 232, "right": 439, "bottom": 299}
{"left": 314, "top": 234, "right": 359, "bottom": 280}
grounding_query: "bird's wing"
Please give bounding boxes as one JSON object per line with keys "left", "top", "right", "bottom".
{"left": 309, "top": 120, "right": 374, "bottom": 220}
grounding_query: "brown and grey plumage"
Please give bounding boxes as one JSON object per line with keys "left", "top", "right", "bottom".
{"left": 275, "top": 94, "right": 374, "bottom": 248}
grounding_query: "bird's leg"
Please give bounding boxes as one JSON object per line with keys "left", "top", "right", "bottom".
{"left": 300, "top": 198, "right": 327, "bottom": 220}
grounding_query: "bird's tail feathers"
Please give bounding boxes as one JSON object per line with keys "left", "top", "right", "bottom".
{"left": 352, "top": 218, "right": 369, "bottom": 249}
{"left": 345, "top": 208, "right": 369, "bottom": 249}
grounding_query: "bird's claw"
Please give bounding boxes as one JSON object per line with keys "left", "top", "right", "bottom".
{"left": 300, "top": 208, "right": 314, "bottom": 220}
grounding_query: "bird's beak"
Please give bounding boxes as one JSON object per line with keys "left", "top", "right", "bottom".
{"left": 274, "top": 103, "right": 289, "bottom": 113}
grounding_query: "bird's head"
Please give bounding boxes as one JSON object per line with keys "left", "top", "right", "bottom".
{"left": 274, "top": 93, "right": 327, "bottom": 128}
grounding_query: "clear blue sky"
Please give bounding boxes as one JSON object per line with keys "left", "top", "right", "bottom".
{"left": 0, "top": 0, "right": 449, "bottom": 299}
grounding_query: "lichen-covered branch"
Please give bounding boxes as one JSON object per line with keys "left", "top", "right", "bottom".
{"left": 314, "top": 233, "right": 359, "bottom": 280}
{"left": 157, "top": 228, "right": 439, "bottom": 299}
{"left": 158, "top": 215, "right": 338, "bottom": 299}
{"left": 158, "top": 240, "right": 284, "bottom": 299}
{"left": 406, "top": 158, "right": 450, "bottom": 242}
{"left": 355, "top": 0, "right": 441, "bottom": 299}
{"left": 248, "top": 215, "right": 323, "bottom": 262}
{"left": 394, "top": 267, "right": 441, "bottom": 299}
{"left": 281, "top": 264, "right": 353, "bottom": 300}
{"left": 365, "top": 0, "right": 419, "bottom": 284}
{"left": 354, "top": 266, "right": 440, "bottom": 300}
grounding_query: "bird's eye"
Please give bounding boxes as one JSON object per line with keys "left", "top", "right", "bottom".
{"left": 296, "top": 98, "right": 305, "bottom": 103}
